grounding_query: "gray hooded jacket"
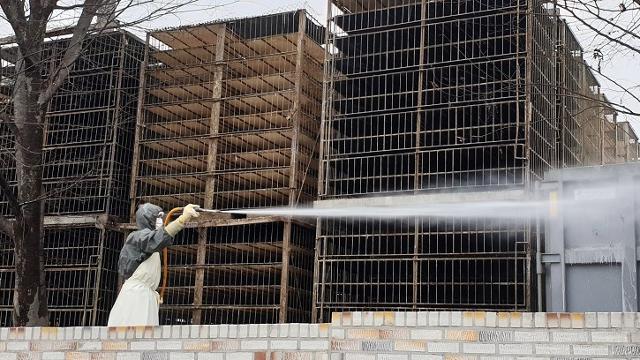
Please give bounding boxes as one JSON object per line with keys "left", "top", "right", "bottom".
{"left": 118, "top": 203, "right": 174, "bottom": 280}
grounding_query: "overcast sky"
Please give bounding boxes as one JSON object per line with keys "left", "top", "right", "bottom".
{"left": 1, "top": 0, "right": 638, "bottom": 132}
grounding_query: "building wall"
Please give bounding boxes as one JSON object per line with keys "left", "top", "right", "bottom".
{"left": 1, "top": 312, "right": 639, "bottom": 360}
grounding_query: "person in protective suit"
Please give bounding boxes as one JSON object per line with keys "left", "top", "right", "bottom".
{"left": 107, "top": 203, "right": 200, "bottom": 326}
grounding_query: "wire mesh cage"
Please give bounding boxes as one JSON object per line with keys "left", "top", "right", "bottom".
{"left": 0, "top": 30, "right": 145, "bottom": 219}
{"left": 131, "top": 10, "right": 324, "bottom": 324}
{"left": 159, "top": 220, "right": 315, "bottom": 325}
{"left": 314, "top": 0, "right": 634, "bottom": 320}
{"left": 0, "top": 227, "right": 120, "bottom": 327}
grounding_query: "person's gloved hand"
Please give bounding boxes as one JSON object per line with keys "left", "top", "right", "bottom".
{"left": 177, "top": 204, "right": 200, "bottom": 224}
{"left": 165, "top": 204, "right": 201, "bottom": 237}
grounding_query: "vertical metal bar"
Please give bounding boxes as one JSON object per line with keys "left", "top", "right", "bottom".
{"left": 91, "top": 229, "right": 107, "bottom": 325}
{"left": 128, "top": 33, "right": 150, "bottom": 221}
{"left": 412, "top": 0, "right": 428, "bottom": 309}
{"left": 281, "top": 10, "right": 307, "bottom": 323}
{"left": 105, "top": 32, "right": 127, "bottom": 216}
{"left": 204, "top": 24, "right": 227, "bottom": 209}
{"left": 311, "top": 218, "right": 322, "bottom": 323}
{"left": 195, "top": 23, "right": 227, "bottom": 325}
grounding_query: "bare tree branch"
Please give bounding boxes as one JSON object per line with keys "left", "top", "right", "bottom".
{"left": 38, "top": 0, "right": 106, "bottom": 106}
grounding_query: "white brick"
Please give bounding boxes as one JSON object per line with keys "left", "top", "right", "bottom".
{"left": 610, "top": 312, "right": 623, "bottom": 328}
{"left": 156, "top": 340, "right": 182, "bottom": 350}
{"left": 591, "top": 331, "right": 629, "bottom": 343}
{"left": 197, "top": 355, "right": 224, "bottom": 360}
{"left": 332, "top": 328, "right": 345, "bottom": 339}
{"left": 300, "top": 340, "right": 328, "bottom": 350}
{"left": 240, "top": 340, "right": 268, "bottom": 350}
{"left": 249, "top": 325, "right": 259, "bottom": 338}
{"left": 278, "top": 324, "right": 290, "bottom": 338}
{"left": 534, "top": 313, "right": 546, "bottom": 328}
{"left": 411, "top": 356, "right": 441, "bottom": 360}
{"left": 307, "top": 324, "right": 318, "bottom": 338}
{"left": 171, "top": 326, "right": 180, "bottom": 338}
{"left": 353, "top": 312, "right": 363, "bottom": 326}
{"left": 535, "top": 344, "right": 571, "bottom": 355}
{"left": 406, "top": 312, "right": 418, "bottom": 326}
{"left": 42, "top": 353, "right": 65, "bottom": 360}
{"left": 551, "top": 331, "right": 589, "bottom": 343}
{"left": 513, "top": 331, "right": 549, "bottom": 342}
{"left": 299, "top": 324, "right": 309, "bottom": 338}
{"left": 623, "top": 313, "right": 636, "bottom": 328}
{"left": 116, "top": 353, "right": 140, "bottom": 360}
{"left": 270, "top": 340, "right": 298, "bottom": 350}
{"left": 573, "top": 345, "right": 609, "bottom": 356}
{"left": 462, "top": 313, "right": 474, "bottom": 327}
{"left": 219, "top": 325, "right": 229, "bottom": 338}
{"left": 344, "top": 354, "right": 375, "bottom": 360}
{"left": 395, "top": 312, "right": 406, "bottom": 326}
{"left": 451, "top": 312, "right": 462, "bottom": 326}
{"left": 585, "top": 312, "right": 598, "bottom": 328}
{"left": 293, "top": 324, "right": 303, "bottom": 338}
{"left": 597, "top": 312, "right": 609, "bottom": 327}
{"left": 378, "top": 355, "right": 408, "bottom": 360}
{"left": 411, "top": 329, "right": 443, "bottom": 340}
{"left": 439, "top": 312, "right": 451, "bottom": 326}
{"left": 427, "top": 342, "right": 459, "bottom": 353}
{"left": 130, "top": 341, "right": 155, "bottom": 351}
{"left": 0, "top": 328, "right": 8, "bottom": 341}
{"left": 0, "top": 355, "right": 16, "bottom": 360}
{"left": 228, "top": 325, "right": 238, "bottom": 338}
{"left": 417, "top": 313, "right": 428, "bottom": 326}
{"left": 463, "top": 343, "right": 496, "bottom": 354}
{"left": 199, "top": 326, "right": 209, "bottom": 339}
{"left": 7, "top": 342, "right": 28, "bottom": 351}
{"left": 258, "top": 325, "right": 268, "bottom": 338}
{"left": 238, "top": 325, "right": 248, "bottom": 338}
{"left": 223, "top": 353, "right": 252, "bottom": 360}
{"left": 170, "top": 353, "right": 194, "bottom": 360}
{"left": 208, "top": 326, "right": 219, "bottom": 339}
{"left": 78, "top": 342, "right": 102, "bottom": 351}
{"left": 428, "top": 312, "right": 439, "bottom": 326}
{"left": 161, "top": 326, "right": 171, "bottom": 338}
{"left": 521, "top": 313, "right": 533, "bottom": 328}
{"left": 486, "top": 312, "right": 497, "bottom": 327}
{"left": 499, "top": 344, "right": 533, "bottom": 355}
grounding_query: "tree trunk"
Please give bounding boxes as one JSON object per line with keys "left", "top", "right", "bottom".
{"left": 12, "top": 51, "right": 49, "bottom": 327}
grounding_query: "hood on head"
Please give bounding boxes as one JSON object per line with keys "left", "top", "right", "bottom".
{"left": 136, "top": 203, "right": 164, "bottom": 230}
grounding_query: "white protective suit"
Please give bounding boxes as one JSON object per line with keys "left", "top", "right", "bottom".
{"left": 107, "top": 252, "right": 162, "bottom": 326}
{"left": 107, "top": 203, "right": 199, "bottom": 327}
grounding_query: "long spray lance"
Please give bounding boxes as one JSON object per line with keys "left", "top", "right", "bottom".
{"left": 159, "top": 206, "right": 222, "bottom": 303}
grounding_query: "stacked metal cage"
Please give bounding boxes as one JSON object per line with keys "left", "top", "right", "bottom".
{"left": 313, "top": 0, "right": 635, "bottom": 322}
{"left": 0, "top": 30, "right": 145, "bottom": 326}
{"left": 130, "top": 10, "right": 324, "bottom": 324}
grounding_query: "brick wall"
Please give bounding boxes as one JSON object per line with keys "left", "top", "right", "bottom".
{"left": 1, "top": 312, "right": 639, "bottom": 360}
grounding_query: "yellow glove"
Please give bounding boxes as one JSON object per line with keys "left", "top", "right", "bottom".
{"left": 165, "top": 204, "right": 200, "bottom": 237}
{"left": 178, "top": 204, "right": 200, "bottom": 224}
